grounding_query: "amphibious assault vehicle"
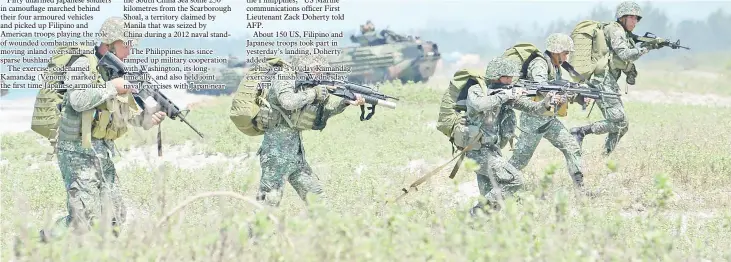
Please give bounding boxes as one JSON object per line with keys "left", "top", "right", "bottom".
{"left": 331, "top": 28, "right": 441, "bottom": 84}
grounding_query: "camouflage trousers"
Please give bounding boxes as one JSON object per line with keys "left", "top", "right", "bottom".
{"left": 587, "top": 70, "right": 629, "bottom": 153}
{"left": 52, "top": 140, "right": 126, "bottom": 236}
{"left": 509, "top": 113, "right": 582, "bottom": 177}
{"left": 257, "top": 127, "right": 325, "bottom": 207}
{"left": 466, "top": 143, "right": 524, "bottom": 209}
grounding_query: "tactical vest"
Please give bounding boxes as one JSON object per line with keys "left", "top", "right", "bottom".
{"left": 57, "top": 54, "right": 140, "bottom": 149}
{"left": 256, "top": 69, "right": 326, "bottom": 132}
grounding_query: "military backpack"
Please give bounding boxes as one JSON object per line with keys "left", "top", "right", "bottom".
{"left": 229, "top": 57, "right": 288, "bottom": 136}
{"left": 436, "top": 69, "right": 487, "bottom": 145}
{"left": 30, "top": 45, "right": 100, "bottom": 158}
{"left": 568, "top": 20, "right": 611, "bottom": 81}
{"left": 502, "top": 43, "right": 554, "bottom": 81}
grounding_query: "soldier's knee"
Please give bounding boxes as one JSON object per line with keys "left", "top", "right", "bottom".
{"left": 606, "top": 107, "right": 626, "bottom": 123}
{"left": 619, "top": 122, "right": 629, "bottom": 135}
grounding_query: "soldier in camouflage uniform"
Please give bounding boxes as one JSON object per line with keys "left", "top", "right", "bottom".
{"left": 462, "top": 57, "right": 563, "bottom": 215}
{"left": 507, "top": 33, "right": 585, "bottom": 188}
{"left": 570, "top": 1, "right": 660, "bottom": 155}
{"left": 256, "top": 54, "right": 366, "bottom": 207}
{"left": 41, "top": 17, "right": 167, "bottom": 240}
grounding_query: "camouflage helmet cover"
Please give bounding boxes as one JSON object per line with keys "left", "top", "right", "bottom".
{"left": 545, "top": 33, "right": 575, "bottom": 53}
{"left": 485, "top": 57, "right": 520, "bottom": 80}
{"left": 615, "top": 1, "right": 642, "bottom": 20}
{"left": 289, "top": 52, "right": 330, "bottom": 71}
{"left": 99, "top": 16, "right": 139, "bottom": 46}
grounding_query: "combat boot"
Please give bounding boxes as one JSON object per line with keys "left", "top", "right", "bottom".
{"left": 469, "top": 204, "right": 483, "bottom": 218}
{"left": 469, "top": 200, "right": 500, "bottom": 218}
{"left": 570, "top": 125, "right": 593, "bottom": 146}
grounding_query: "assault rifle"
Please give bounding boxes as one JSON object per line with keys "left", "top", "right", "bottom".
{"left": 98, "top": 52, "right": 205, "bottom": 156}
{"left": 632, "top": 32, "right": 690, "bottom": 50}
{"left": 454, "top": 79, "right": 620, "bottom": 111}
{"left": 298, "top": 76, "right": 399, "bottom": 121}
{"left": 492, "top": 79, "right": 621, "bottom": 109}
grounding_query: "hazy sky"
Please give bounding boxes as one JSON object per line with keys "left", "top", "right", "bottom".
{"left": 5, "top": 0, "right": 730, "bottom": 37}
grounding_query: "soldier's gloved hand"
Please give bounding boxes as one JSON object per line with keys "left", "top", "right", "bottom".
{"left": 551, "top": 92, "right": 568, "bottom": 105}
{"left": 312, "top": 85, "right": 331, "bottom": 101}
{"left": 542, "top": 91, "right": 558, "bottom": 109}
{"left": 347, "top": 93, "right": 366, "bottom": 106}
{"left": 110, "top": 77, "right": 132, "bottom": 94}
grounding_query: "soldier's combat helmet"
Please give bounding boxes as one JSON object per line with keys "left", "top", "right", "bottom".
{"left": 99, "top": 16, "right": 139, "bottom": 46}
{"left": 545, "top": 33, "right": 575, "bottom": 53}
{"left": 615, "top": 1, "right": 642, "bottom": 20}
{"left": 485, "top": 57, "right": 520, "bottom": 80}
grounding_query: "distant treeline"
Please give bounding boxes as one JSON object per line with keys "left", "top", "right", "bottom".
{"left": 411, "top": 3, "right": 730, "bottom": 61}
{"left": 5, "top": 3, "right": 728, "bottom": 66}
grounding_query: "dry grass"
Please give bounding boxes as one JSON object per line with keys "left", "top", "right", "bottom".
{"left": 1, "top": 68, "right": 730, "bottom": 261}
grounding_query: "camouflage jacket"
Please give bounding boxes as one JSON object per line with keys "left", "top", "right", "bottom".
{"left": 604, "top": 21, "right": 648, "bottom": 74}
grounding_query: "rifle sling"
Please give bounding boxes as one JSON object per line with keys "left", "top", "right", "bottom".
{"left": 560, "top": 62, "right": 587, "bottom": 82}
{"left": 157, "top": 124, "right": 162, "bottom": 157}
{"left": 360, "top": 104, "right": 375, "bottom": 121}
{"left": 387, "top": 130, "right": 484, "bottom": 204}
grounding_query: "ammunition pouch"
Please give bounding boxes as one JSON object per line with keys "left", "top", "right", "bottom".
{"left": 81, "top": 94, "right": 138, "bottom": 147}
{"left": 255, "top": 103, "right": 282, "bottom": 130}
{"left": 257, "top": 101, "right": 326, "bottom": 131}
{"left": 455, "top": 125, "right": 485, "bottom": 151}
{"left": 290, "top": 103, "right": 324, "bottom": 131}
{"left": 451, "top": 123, "right": 470, "bottom": 149}
{"left": 624, "top": 63, "right": 637, "bottom": 85}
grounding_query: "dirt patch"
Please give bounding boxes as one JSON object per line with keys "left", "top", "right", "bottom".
{"left": 115, "top": 142, "right": 255, "bottom": 171}
{"left": 623, "top": 89, "right": 731, "bottom": 108}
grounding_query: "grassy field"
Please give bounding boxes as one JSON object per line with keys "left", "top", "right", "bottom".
{"left": 2, "top": 74, "right": 731, "bottom": 260}
{"left": 635, "top": 52, "right": 731, "bottom": 95}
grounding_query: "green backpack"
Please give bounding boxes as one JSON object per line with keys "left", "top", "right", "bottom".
{"left": 436, "top": 69, "right": 487, "bottom": 140}
{"left": 501, "top": 42, "right": 554, "bottom": 81}
{"left": 229, "top": 57, "right": 288, "bottom": 136}
{"left": 30, "top": 46, "right": 99, "bottom": 158}
{"left": 569, "top": 20, "right": 610, "bottom": 81}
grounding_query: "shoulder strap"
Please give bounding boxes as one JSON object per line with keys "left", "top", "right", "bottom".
{"left": 560, "top": 62, "right": 587, "bottom": 82}
{"left": 269, "top": 103, "right": 295, "bottom": 128}
{"left": 520, "top": 51, "right": 543, "bottom": 79}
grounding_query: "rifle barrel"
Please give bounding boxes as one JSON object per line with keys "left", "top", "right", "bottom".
{"left": 361, "top": 94, "right": 396, "bottom": 109}
{"left": 179, "top": 116, "right": 204, "bottom": 138}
